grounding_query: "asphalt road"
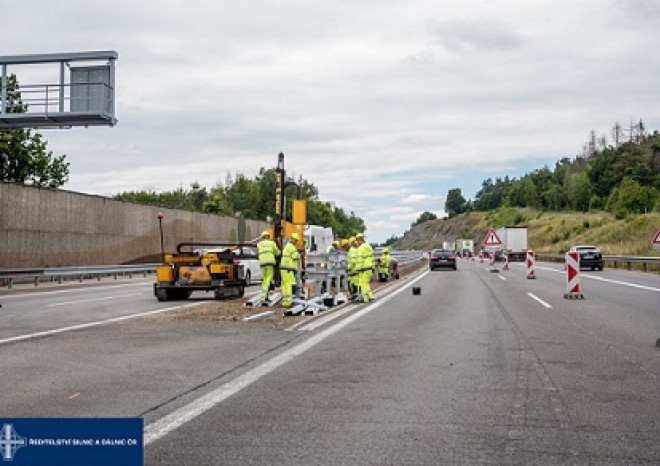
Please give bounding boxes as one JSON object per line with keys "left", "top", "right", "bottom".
{"left": 1, "top": 261, "right": 659, "bottom": 464}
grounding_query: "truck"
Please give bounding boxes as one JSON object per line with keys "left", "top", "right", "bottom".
{"left": 495, "top": 226, "right": 528, "bottom": 262}
{"left": 455, "top": 239, "right": 474, "bottom": 257}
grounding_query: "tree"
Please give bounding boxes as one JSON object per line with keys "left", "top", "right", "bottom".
{"left": 0, "top": 74, "right": 69, "bottom": 187}
{"left": 566, "top": 173, "right": 591, "bottom": 212}
{"left": 445, "top": 188, "right": 468, "bottom": 217}
{"left": 606, "top": 177, "right": 658, "bottom": 217}
{"left": 411, "top": 211, "right": 437, "bottom": 226}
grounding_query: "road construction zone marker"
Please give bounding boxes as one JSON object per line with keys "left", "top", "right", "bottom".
{"left": 488, "top": 252, "right": 499, "bottom": 273}
{"left": 479, "top": 251, "right": 484, "bottom": 263}
{"left": 526, "top": 251, "right": 536, "bottom": 279}
{"left": 502, "top": 251, "right": 509, "bottom": 270}
{"left": 564, "top": 251, "right": 584, "bottom": 299}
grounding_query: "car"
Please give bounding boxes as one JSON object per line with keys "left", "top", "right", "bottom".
{"left": 195, "top": 246, "right": 262, "bottom": 285}
{"left": 429, "top": 249, "right": 457, "bottom": 271}
{"left": 568, "top": 245, "right": 604, "bottom": 271}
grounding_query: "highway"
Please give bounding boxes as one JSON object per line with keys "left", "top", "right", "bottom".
{"left": 1, "top": 260, "right": 658, "bottom": 464}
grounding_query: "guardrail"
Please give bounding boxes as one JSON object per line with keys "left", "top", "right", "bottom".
{"left": 0, "top": 264, "right": 158, "bottom": 289}
{"left": 536, "top": 254, "right": 660, "bottom": 272}
{"left": 0, "top": 250, "right": 427, "bottom": 290}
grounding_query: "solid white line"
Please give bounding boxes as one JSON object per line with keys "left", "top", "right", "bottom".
{"left": 0, "top": 302, "right": 205, "bottom": 346}
{"left": 0, "top": 281, "right": 150, "bottom": 299}
{"left": 143, "top": 270, "right": 430, "bottom": 445}
{"left": 47, "top": 293, "right": 143, "bottom": 307}
{"left": 527, "top": 292, "right": 553, "bottom": 309}
{"left": 582, "top": 274, "right": 660, "bottom": 293}
{"left": 498, "top": 275, "right": 507, "bottom": 281}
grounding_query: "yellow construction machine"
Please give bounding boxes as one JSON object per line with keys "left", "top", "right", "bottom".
{"left": 154, "top": 242, "right": 247, "bottom": 301}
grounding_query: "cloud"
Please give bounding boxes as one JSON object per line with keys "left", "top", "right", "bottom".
{"left": 3, "top": 0, "right": 660, "bottom": 244}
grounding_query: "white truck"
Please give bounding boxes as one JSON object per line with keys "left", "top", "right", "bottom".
{"left": 455, "top": 239, "right": 474, "bottom": 257}
{"left": 495, "top": 226, "right": 528, "bottom": 262}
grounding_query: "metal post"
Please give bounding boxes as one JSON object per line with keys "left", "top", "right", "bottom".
{"left": 59, "top": 61, "right": 65, "bottom": 113}
{"left": 1, "top": 64, "right": 7, "bottom": 113}
{"left": 157, "top": 212, "right": 165, "bottom": 261}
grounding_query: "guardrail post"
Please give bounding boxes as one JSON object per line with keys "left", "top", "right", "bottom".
{"left": 79, "top": 274, "right": 84, "bottom": 283}
{"left": 58, "top": 275, "right": 63, "bottom": 284}
{"left": 34, "top": 276, "right": 39, "bottom": 287}
{"left": 8, "top": 278, "right": 13, "bottom": 289}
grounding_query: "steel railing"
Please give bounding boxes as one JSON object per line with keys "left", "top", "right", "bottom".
{"left": 0, "top": 250, "right": 427, "bottom": 290}
{"left": 535, "top": 254, "right": 660, "bottom": 272}
{"left": 0, "top": 264, "right": 158, "bottom": 289}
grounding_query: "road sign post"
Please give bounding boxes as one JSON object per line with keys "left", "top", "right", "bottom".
{"left": 652, "top": 226, "right": 660, "bottom": 250}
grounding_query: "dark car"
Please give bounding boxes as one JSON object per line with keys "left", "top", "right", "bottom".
{"left": 568, "top": 245, "right": 604, "bottom": 271}
{"left": 429, "top": 249, "right": 457, "bottom": 271}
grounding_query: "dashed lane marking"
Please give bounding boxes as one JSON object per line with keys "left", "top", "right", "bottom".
{"left": 527, "top": 292, "right": 553, "bottom": 309}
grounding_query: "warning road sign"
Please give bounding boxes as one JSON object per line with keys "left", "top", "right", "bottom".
{"left": 652, "top": 226, "right": 660, "bottom": 250}
{"left": 482, "top": 228, "right": 503, "bottom": 247}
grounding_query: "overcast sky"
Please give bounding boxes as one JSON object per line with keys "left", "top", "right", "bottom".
{"left": 3, "top": 0, "right": 659, "bottom": 242}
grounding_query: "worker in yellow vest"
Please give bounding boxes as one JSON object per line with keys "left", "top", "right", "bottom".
{"left": 378, "top": 247, "right": 392, "bottom": 282}
{"left": 356, "top": 233, "right": 374, "bottom": 302}
{"left": 280, "top": 232, "right": 301, "bottom": 307}
{"left": 257, "top": 230, "right": 280, "bottom": 304}
{"left": 346, "top": 236, "right": 359, "bottom": 301}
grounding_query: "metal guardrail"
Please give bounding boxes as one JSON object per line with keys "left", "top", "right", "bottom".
{"left": 536, "top": 254, "right": 660, "bottom": 272}
{"left": 0, "top": 251, "right": 427, "bottom": 290}
{"left": 0, "top": 264, "right": 158, "bottom": 289}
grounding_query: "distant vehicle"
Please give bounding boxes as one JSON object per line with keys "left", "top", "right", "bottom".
{"left": 442, "top": 241, "right": 454, "bottom": 251}
{"left": 429, "top": 249, "right": 457, "bottom": 271}
{"left": 455, "top": 239, "right": 474, "bottom": 257}
{"left": 496, "top": 226, "right": 528, "bottom": 262}
{"left": 195, "top": 246, "right": 261, "bottom": 286}
{"left": 568, "top": 245, "right": 604, "bottom": 271}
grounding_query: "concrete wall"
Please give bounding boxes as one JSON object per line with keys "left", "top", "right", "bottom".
{"left": 0, "top": 182, "right": 269, "bottom": 268}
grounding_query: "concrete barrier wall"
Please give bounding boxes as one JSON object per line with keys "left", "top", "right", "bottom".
{"left": 0, "top": 182, "right": 270, "bottom": 268}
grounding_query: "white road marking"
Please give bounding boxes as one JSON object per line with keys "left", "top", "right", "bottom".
{"left": 0, "top": 281, "right": 151, "bottom": 299}
{"left": 498, "top": 275, "right": 507, "bottom": 281}
{"left": 47, "top": 293, "right": 143, "bottom": 307}
{"left": 143, "top": 270, "right": 429, "bottom": 445}
{"left": 583, "top": 274, "right": 660, "bottom": 293}
{"left": 527, "top": 292, "right": 553, "bottom": 309}
{"left": 0, "top": 302, "right": 205, "bottom": 346}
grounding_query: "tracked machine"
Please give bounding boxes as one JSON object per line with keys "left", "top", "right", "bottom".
{"left": 154, "top": 242, "right": 246, "bottom": 301}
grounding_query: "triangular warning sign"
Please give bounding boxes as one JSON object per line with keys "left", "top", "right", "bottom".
{"left": 652, "top": 226, "right": 660, "bottom": 249}
{"left": 483, "top": 228, "right": 503, "bottom": 247}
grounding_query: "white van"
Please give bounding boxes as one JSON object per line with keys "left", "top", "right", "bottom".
{"left": 304, "top": 225, "right": 334, "bottom": 254}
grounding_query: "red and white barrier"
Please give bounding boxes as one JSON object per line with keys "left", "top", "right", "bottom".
{"left": 502, "top": 251, "right": 509, "bottom": 270}
{"left": 564, "top": 251, "right": 584, "bottom": 299}
{"left": 479, "top": 251, "right": 484, "bottom": 263}
{"left": 526, "top": 250, "right": 536, "bottom": 279}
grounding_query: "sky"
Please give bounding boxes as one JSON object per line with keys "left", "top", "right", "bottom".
{"left": 3, "top": 0, "right": 660, "bottom": 243}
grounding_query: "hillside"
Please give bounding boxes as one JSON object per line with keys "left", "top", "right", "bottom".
{"left": 394, "top": 208, "right": 660, "bottom": 257}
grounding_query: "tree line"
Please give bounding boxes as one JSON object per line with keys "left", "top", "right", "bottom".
{"left": 114, "top": 170, "right": 366, "bottom": 239}
{"left": 443, "top": 123, "right": 660, "bottom": 220}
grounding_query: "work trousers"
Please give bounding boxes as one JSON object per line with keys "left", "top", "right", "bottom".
{"left": 260, "top": 265, "right": 274, "bottom": 302}
{"left": 359, "top": 269, "right": 374, "bottom": 302}
{"left": 281, "top": 270, "right": 296, "bottom": 307}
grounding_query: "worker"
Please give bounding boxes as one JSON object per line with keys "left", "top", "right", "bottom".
{"left": 378, "top": 247, "right": 392, "bottom": 282}
{"left": 280, "top": 232, "right": 301, "bottom": 308}
{"left": 356, "top": 232, "right": 374, "bottom": 302}
{"left": 346, "top": 236, "right": 359, "bottom": 301}
{"left": 325, "top": 240, "right": 340, "bottom": 253}
{"left": 257, "top": 230, "right": 280, "bottom": 305}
